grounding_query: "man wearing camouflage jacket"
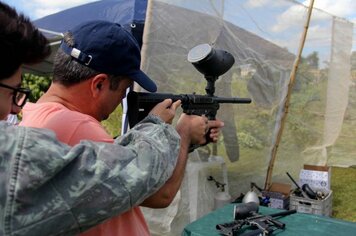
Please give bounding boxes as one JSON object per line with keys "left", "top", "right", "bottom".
{"left": 0, "top": 116, "right": 180, "bottom": 235}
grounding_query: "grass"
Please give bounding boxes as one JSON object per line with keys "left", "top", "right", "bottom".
{"left": 331, "top": 166, "right": 356, "bottom": 222}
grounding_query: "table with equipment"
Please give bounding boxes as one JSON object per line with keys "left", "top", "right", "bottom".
{"left": 182, "top": 203, "right": 356, "bottom": 236}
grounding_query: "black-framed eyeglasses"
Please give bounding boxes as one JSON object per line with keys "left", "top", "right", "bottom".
{"left": 0, "top": 82, "right": 31, "bottom": 108}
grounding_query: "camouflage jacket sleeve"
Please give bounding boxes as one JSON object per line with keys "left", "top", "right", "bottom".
{"left": 0, "top": 115, "right": 180, "bottom": 236}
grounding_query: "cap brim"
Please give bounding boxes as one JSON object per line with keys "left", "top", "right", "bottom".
{"left": 128, "top": 70, "right": 157, "bottom": 92}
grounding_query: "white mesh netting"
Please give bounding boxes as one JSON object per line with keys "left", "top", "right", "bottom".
{"left": 137, "top": 0, "right": 355, "bottom": 235}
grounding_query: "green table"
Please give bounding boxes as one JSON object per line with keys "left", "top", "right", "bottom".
{"left": 182, "top": 204, "right": 356, "bottom": 235}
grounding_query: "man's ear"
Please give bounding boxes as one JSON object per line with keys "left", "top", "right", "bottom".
{"left": 90, "top": 74, "right": 109, "bottom": 98}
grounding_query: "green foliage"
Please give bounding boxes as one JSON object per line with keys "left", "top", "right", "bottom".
{"left": 101, "top": 106, "right": 123, "bottom": 138}
{"left": 304, "top": 51, "right": 319, "bottom": 69}
{"left": 22, "top": 74, "right": 51, "bottom": 102}
{"left": 351, "top": 51, "right": 356, "bottom": 70}
{"left": 275, "top": 53, "right": 325, "bottom": 149}
{"left": 238, "top": 132, "right": 263, "bottom": 149}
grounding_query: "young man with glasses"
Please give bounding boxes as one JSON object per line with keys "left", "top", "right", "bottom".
{"left": 0, "top": 2, "right": 218, "bottom": 235}
{"left": 0, "top": 81, "right": 30, "bottom": 107}
{"left": 0, "top": 75, "right": 30, "bottom": 118}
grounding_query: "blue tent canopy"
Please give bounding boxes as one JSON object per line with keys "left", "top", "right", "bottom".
{"left": 35, "top": 0, "right": 147, "bottom": 46}
{"left": 24, "top": 0, "right": 148, "bottom": 75}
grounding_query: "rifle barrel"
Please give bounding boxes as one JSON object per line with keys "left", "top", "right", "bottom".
{"left": 269, "top": 209, "right": 297, "bottom": 218}
{"left": 215, "top": 97, "right": 252, "bottom": 104}
{"left": 134, "top": 92, "right": 252, "bottom": 104}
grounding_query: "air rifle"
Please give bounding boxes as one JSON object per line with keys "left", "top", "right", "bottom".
{"left": 216, "top": 202, "right": 296, "bottom": 236}
{"left": 127, "top": 44, "right": 251, "bottom": 149}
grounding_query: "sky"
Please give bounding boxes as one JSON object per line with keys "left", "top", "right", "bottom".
{"left": 2, "top": 0, "right": 99, "bottom": 20}
{"left": 2, "top": 0, "right": 356, "bottom": 23}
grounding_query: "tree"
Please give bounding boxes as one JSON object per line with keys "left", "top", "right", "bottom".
{"left": 22, "top": 74, "right": 51, "bottom": 102}
{"left": 351, "top": 51, "right": 356, "bottom": 71}
{"left": 305, "top": 51, "right": 319, "bottom": 69}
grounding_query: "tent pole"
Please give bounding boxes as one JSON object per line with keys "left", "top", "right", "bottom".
{"left": 264, "top": 0, "right": 315, "bottom": 189}
{"left": 122, "top": 0, "right": 153, "bottom": 134}
{"left": 136, "top": 0, "right": 153, "bottom": 92}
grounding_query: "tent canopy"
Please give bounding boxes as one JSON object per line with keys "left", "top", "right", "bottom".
{"left": 24, "top": 0, "right": 148, "bottom": 75}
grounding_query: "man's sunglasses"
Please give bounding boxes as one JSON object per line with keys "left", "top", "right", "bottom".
{"left": 0, "top": 82, "right": 31, "bottom": 108}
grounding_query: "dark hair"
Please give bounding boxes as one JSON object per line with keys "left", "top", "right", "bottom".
{"left": 53, "top": 32, "right": 121, "bottom": 90}
{"left": 0, "top": 2, "right": 51, "bottom": 80}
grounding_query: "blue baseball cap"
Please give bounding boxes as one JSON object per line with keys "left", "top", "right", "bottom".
{"left": 60, "top": 20, "right": 157, "bottom": 92}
